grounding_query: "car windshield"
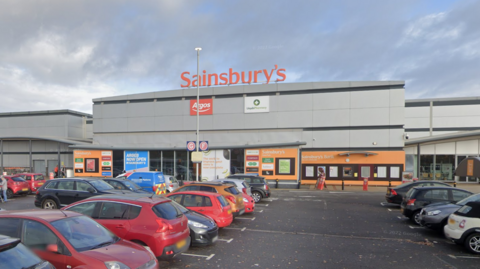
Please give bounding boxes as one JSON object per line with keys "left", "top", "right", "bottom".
{"left": 34, "top": 175, "right": 44, "bottom": 181}
{"left": 51, "top": 216, "right": 118, "bottom": 252}
{"left": 0, "top": 241, "right": 44, "bottom": 269}
{"left": 396, "top": 182, "right": 415, "bottom": 188}
{"left": 89, "top": 180, "right": 114, "bottom": 191}
{"left": 457, "top": 193, "right": 480, "bottom": 206}
{"left": 122, "top": 180, "right": 143, "bottom": 190}
{"left": 15, "top": 175, "right": 26, "bottom": 179}
{"left": 171, "top": 201, "right": 189, "bottom": 214}
{"left": 225, "top": 186, "right": 240, "bottom": 195}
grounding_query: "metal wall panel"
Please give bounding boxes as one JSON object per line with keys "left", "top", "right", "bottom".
{"left": 405, "top": 107, "right": 430, "bottom": 118}
{"left": 127, "top": 102, "right": 155, "bottom": 118}
{"left": 128, "top": 117, "right": 155, "bottom": 132}
{"left": 102, "top": 118, "right": 127, "bottom": 133}
{"left": 154, "top": 100, "right": 184, "bottom": 116}
{"left": 435, "top": 142, "right": 456, "bottom": 154}
{"left": 155, "top": 116, "right": 184, "bottom": 131}
{"left": 277, "top": 111, "right": 312, "bottom": 128}
{"left": 389, "top": 89, "right": 405, "bottom": 107}
{"left": 456, "top": 140, "right": 479, "bottom": 155}
{"left": 212, "top": 114, "right": 245, "bottom": 130}
{"left": 277, "top": 94, "right": 313, "bottom": 111}
{"left": 312, "top": 109, "right": 350, "bottom": 127}
{"left": 389, "top": 129, "right": 405, "bottom": 147}
{"left": 350, "top": 129, "right": 390, "bottom": 147}
{"left": 102, "top": 103, "right": 128, "bottom": 118}
{"left": 433, "top": 105, "right": 480, "bottom": 117}
{"left": 433, "top": 116, "right": 480, "bottom": 128}
{"left": 312, "top": 92, "right": 350, "bottom": 110}
{"left": 405, "top": 117, "right": 430, "bottom": 129}
{"left": 350, "top": 108, "right": 390, "bottom": 126}
{"left": 244, "top": 113, "right": 278, "bottom": 129}
{"left": 350, "top": 90, "right": 390, "bottom": 109}
{"left": 214, "top": 97, "right": 244, "bottom": 114}
{"left": 389, "top": 107, "right": 405, "bottom": 125}
{"left": 312, "top": 130, "right": 350, "bottom": 148}
{"left": 183, "top": 115, "right": 213, "bottom": 130}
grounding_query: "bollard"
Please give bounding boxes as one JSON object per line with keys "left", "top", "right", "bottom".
{"left": 363, "top": 178, "right": 368, "bottom": 191}
{"left": 276, "top": 179, "right": 279, "bottom": 189}
{"left": 454, "top": 182, "right": 456, "bottom": 188}
{"left": 342, "top": 179, "right": 344, "bottom": 191}
{"left": 388, "top": 180, "right": 391, "bottom": 187}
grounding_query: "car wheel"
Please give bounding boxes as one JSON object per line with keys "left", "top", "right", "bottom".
{"left": 465, "top": 233, "right": 480, "bottom": 254}
{"left": 252, "top": 191, "right": 262, "bottom": 203}
{"left": 410, "top": 210, "right": 422, "bottom": 225}
{"left": 6, "top": 189, "right": 13, "bottom": 199}
{"left": 42, "top": 199, "right": 58, "bottom": 209}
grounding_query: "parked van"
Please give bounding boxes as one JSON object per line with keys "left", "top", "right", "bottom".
{"left": 127, "top": 172, "right": 167, "bottom": 194}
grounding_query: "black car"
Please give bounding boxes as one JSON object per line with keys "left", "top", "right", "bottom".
{"left": 0, "top": 234, "right": 54, "bottom": 269}
{"left": 401, "top": 186, "right": 473, "bottom": 225}
{"left": 385, "top": 180, "right": 451, "bottom": 204}
{"left": 34, "top": 178, "right": 129, "bottom": 209}
{"left": 171, "top": 201, "right": 218, "bottom": 247}
{"left": 103, "top": 178, "right": 150, "bottom": 193}
{"left": 227, "top": 174, "right": 270, "bottom": 203}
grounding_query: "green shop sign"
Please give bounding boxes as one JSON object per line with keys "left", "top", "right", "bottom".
{"left": 262, "top": 158, "right": 274, "bottom": 163}
{"left": 75, "top": 158, "right": 83, "bottom": 163}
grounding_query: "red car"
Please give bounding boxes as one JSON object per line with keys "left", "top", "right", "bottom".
{"left": 14, "top": 173, "right": 47, "bottom": 194}
{"left": 0, "top": 210, "right": 158, "bottom": 269}
{"left": 166, "top": 191, "right": 233, "bottom": 228}
{"left": 242, "top": 193, "right": 255, "bottom": 213}
{"left": 5, "top": 176, "right": 30, "bottom": 199}
{"left": 63, "top": 194, "right": 190, "bottom": 259}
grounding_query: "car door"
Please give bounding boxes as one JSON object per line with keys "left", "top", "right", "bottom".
{"left": 182, "top": 194, "right": 203, "bottom": 213}
{"left": 97, "top": 202, "right": 131, "bottom": 238}
{"left": 451, "top": 190, "right": 472, "bottom": 203}
{"left": 74, "top": 181, "right": 96, "bottom": 203}
{"left": 65, "top": 201, "right": 100, "bottom": 219}
{"left": 200, "top": 195, "right": 216, "bottom": 217}
{"left": 55, "top": 180, "right": 76, "bottom": 206}
{"left": 34, "top": 175, "right": 46, "bottom": 190}
{"left": 168, "top": 176, "right": 179, "bottom": 191}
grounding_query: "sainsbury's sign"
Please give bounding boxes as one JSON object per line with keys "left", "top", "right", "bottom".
{"left": 190, "top": 99, "right": 213, "bottom": 115}
{"left": 181, "top": 65, "right": 286, "bottom": 87}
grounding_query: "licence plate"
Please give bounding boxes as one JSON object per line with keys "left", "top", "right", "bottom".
{"left": 38, "top": 183, "right": 43, "bottom": 186}
{"left": 212, "top": 236, "right": 218, "bottom": 242}
{"left": 228, "top": 210, "right": 231, "bottom": 214}
{"left": 176, "top": 239, "right": 186, "bottom": 249}
{"left": 22, "top": 188, "right": 28, "bottom": 191}
{"left": 449, "top": 219, "right": 456, "bottom": 224}
{"left": 400, "top": 208, "right": 404, "bottom": 213}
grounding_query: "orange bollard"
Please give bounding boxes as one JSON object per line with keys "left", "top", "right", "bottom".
{"left": 363, "top": 178, "right": 368, "bottom": 191}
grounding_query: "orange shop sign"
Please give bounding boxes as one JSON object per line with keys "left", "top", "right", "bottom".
{"left": 181, "top": 65, "right": 286, "bottom": 87}
{"left": 190, "top": 99, "right": 213, "bottom": 115}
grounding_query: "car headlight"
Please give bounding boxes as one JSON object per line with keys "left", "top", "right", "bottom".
{"left": 427, "top": 210, "right": 441, "bottom": 216}
{"left": 188, "top": 220, "right": 208, "bottom": 228}
{"left": 243, "top": 198, "right": 248, "bottom": 203}
{"left": 105, "top": 261, "right": 131, "bottom": 269}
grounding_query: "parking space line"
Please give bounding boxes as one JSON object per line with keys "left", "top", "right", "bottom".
{"left": 181, "top": 253, "right": 215, "bottom": 260}
{"left": 448, "top": 254, "right": 480, "bottom": 259}
{"left": 223, "top": 227, "right": 247, "bottom": 232}
{"left": 408, "top": 225, "right": 424, "bottom": 229}
{"left": 255, "top": 210, "right": 263, "bottom": 213}
{"left": 235, "top": 217, "right": 256, "bottom": 221}
{"left": 217, "top": 238, "right": 234, "bottom": 243}
{"left": 256, "top": 204, "right": 269, "bottom": 207}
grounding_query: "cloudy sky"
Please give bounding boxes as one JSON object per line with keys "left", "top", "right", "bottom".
{"left": 1, "top": 0, "right": 478, "bottom": 114}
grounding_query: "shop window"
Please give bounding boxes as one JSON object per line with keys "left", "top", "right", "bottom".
{"left": 304, "top": 166, "right": 315, "bottom": 178}
{"left": 112, "top": 150, "right": 124, "bottom": 177}
{"left": 329, "top": 166, "right": 338, "bottom": 178}
{"left": 420, "top": 155, "right": 434, "bottom": 180}
{"left": 162, "top": 151, "right": 174, "bottom": 176}
{"left": 376, "top": 166, "right": 387, "bottom": 178}
{"left": 343, "top": 167, "right": 353, "bottom": 177}
{"left": 230, "top": 149, "right": 245, "bottom": 175}
{"left": 390, "top": 167, "right": 400, "bottom": 179}
{"left": 150, "top": 151, "right": 161, "bottom": 172}
{"left": 361, "top": 167, "right": 370, "bottom": 178}
{"left": 435, "top": 155, "right": 455, "bottom": 181}
{"left": 275, "top": 158, "right": 295, "bottom": 175}
{"left": 176, "top": 151, "right": 189, "bottom": 181}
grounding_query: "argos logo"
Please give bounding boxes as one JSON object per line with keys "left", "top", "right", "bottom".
{"left": 190, "top": 99, "right": 213, "bottom": 115}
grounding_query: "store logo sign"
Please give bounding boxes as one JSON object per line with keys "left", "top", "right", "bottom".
{"left": 101, "top": 151, "right": 112, "bottom": 156}
{"left": 102, "top": 161, "right": 112, "bottom": 166}
{"left": 190, "top": 99, "right": 213, "bottom": 115}
{"left": 246, "top": 156, "right": 259, "bottom": 161}
{"left": 245, "top": 96, "right": 269, "bottom": 113}
{"left": 246, "top": 150, "right": 259, "bottom": 155}
{"left": 246, "top": 161, "right": 259, "bottom": 167}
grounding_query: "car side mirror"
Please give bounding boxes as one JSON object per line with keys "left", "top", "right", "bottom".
{"left": 46, "top": 244, "right": 59, "bottom": 253}
{"left": 87, "top": 187, "right": 95, "bottom": 193}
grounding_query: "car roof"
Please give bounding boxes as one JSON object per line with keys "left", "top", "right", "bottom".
{"left": 412, "top": 186, "right": 468, "bottom": 191}
{"left": 0, "top": 209, "right": 83, "bottom": 222}
{"left": 83, "top": 193, "right": 171, "bottom": 204}
{"left": 214, "top": 178, "right": 244, "bottom": 183}
{"left": 189, "top": 182, "right": 230, "bottom": 187}
{"left": 14, "top": 173, "right": 42, "bottom": 175}
{"left": 53, "top": 177, "right": 106, "bottom": 181}
{"left": 167, "top": 191, "right": 221, "bottom": 197}
{"left": 0, "top": 234, "right": 21, "bottom": 248}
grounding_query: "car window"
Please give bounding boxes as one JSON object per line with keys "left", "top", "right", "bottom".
{"left": 181, "top": 186, "right": 198, "bottom": 191}
{"left": 457, "top": 194, "right": 480, "bottom": 206}
{"left": 122, "top": 181, "right": 142, "bottom": 191}
{"left": 34, "top": 175, "right": 44, "bottom": 181}
{"left": 199, "top": 186, "right": 216, "bottom": 192}
{"left": 0, "top": 241, "right": 43, "bottom": 269}
{"left": 89, "top": 180, "right": 114, "bottom": 191}
{"left": 169, "top": 177, "right": 177, "bottom": 183}
{"left": 253, "top": 178, "right": 262, "bottom": 184}
{"left": 225, "top": 186, "right": 240, "bottom": 195}
{"left": 16, "top": 175, "right": 26, "bottom": 180}
{"left": 169, "top": 194, "right": 183, "bottom": 204}
{"left": 99, "top": 202, "right": 129, "bottom": 219}
{"left": 152, "top": 202, "right": 182, "bottom": 220}
{"left": 0, "top": 218, "right": 22, "bottom": 238}
{"left": 423, "top": 189, "right": 449, "bottom": 200}
{"left": 217, "top": 196, "right": 229, "bottom": 207}
{"left": 243, "top": 178, "right": 252, "bottom": 183}
{"left": 67, "top": 202, "right": 97, "bottom": 217}
{"left": 452, "top": 190, "right": 471, "bottom": 202}
{"left": 57, "top": 181, "right": 74, "bottom": 190}
{"left": 183, "top": 194, "right": 204, "bottom": 207}
{"left": 242, "top": 181, "right": 250, "bottom": 188}
{"left": 23, "top": 220, "right": 69, "bottom": 255}
{"left": 205, "top": 196, "right": 212, "bottom": 206}
{"left": 106, "top": 180, "right": 124, "bottom": 190}
{"left": 45, "top": 181, "right": 58, "bottom": 189}
{"left": 76, "top": 181, "right": 92, "bottom": 192}
{"left": 127, "top": 206, "right": 142, "bottom": 219}
{"left": 432, "top": 183, "right": 449, "bottom": 187}
{"left": 10, "top": 177, "right": 25, "bottom": 182}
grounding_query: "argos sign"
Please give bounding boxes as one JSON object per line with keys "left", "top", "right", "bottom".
{"left": 190, "top": 99, "right": 213, "bottom": 115}
{"left": 181, "top": 65, "right": 286, "bottom": 87}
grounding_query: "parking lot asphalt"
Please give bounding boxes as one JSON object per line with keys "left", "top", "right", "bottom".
{"left": 3, "top": 190, "right": 480, "bottom": 268}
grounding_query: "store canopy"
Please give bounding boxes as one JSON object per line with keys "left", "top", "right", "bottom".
{"left": 338, "top": 151, "right": 378, "bottom": 157}
{"left": 455, "top": 157, "right": 480, "bottom": 177}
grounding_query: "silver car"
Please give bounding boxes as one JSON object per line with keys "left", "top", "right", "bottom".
{"left": 212, "top": 178, "right": 252, "bottom": 196}
{"left": 164, "top": 174, "right": 179, "bottom": 192}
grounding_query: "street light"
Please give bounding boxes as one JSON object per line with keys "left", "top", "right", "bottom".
{"left": 195, "top": 47, "right": 201, "bottom": 182}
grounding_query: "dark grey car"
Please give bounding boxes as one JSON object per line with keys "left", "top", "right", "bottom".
{"left": 419, "top": 193, "right": 480, "bottom": 230}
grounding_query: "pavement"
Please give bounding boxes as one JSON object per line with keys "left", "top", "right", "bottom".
{"left": 298, "top": 182, "right": 480, "bottom": 193}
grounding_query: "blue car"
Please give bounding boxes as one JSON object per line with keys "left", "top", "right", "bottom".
{"left": 127, "top": 171, "right": 167, "bottom": 194}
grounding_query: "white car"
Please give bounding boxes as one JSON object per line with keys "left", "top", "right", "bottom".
{"left": 444, "top": 201, "right": 480, "bottom": 254}
{"left": 212, "top": 178, "right": 252, "bottom": 196}
{"left": 163, "top": 174, "right": 179, "bottom": 192}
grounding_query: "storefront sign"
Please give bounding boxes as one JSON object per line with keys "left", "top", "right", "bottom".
{"left": 75, "top": 158, "right": 83, "bottom": 163}
{"left": 245, "top": 96, "right": 269, "bottom": 113}
{"left": 190, "top": 99, "right": 213, "bottom": 115}
{"left": 301, "top": 151, "right": 405, "bottom": 164}
{"left": 246, "top": 168, "right": 259, "bottom": 172}
{"left": 201, "top": 150, "right": 230, "bottom": 181}
{"left": 245, "top": 148, "right": 298, "bottom": 180}
{"left": 102, "top": 156, "right": 112, "bottom": 161}
{"left": 246, "top": 150, "right": 259, "bottom": 155}
{"left": 74, "top": 163, "right": 83, "bottom": 168}
{"left": 180, "top": 65, "right": 286, "bottom": 87}
{"left": 246, "top": 161, "right": 259, "bottom": 167}
{"left": 125, "top": 151, "right": 149, "bottom": 173}
{"left": 262, "top": 164, "right": 274, "bottom": 170}
{"left": 246, "top": 156, "right": 259, "bottom": 161}
{"left": 74, "top": 150, "right": 113, "bottom": 177}
{"left": 467, "top": 160, "right": 474, "bottom": 176}
{"left": 262, "top": 158, "right": 274, "bottom": 163}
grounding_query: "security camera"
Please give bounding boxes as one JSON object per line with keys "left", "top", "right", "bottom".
{"left": 404, "top": 133, "right": 409, "bottom": 140}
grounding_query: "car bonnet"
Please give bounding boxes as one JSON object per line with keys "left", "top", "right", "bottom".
{"left": 81, "top": 239, "right": 153, "bottom": 268}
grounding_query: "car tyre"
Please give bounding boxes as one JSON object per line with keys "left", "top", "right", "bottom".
{"left": 42, "top": 199, "right": 58, "bottom": 209}
{"left": 410, "top": 210, "right": 422, "bottom": 225}
{"left": 252, "top": 191, "right": 262, "bottom": 203}
{"left": 465, "top": 233, "right": 480, "bottom": 254}
{"left": 6, "top": 189, "right": 13, "bottom": 199}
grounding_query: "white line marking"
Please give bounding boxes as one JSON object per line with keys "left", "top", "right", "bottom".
{"left": 256, "top": 204, "right": 269, "bottom": 207}
{"left": 255, "top": 210, "right": 263, "bottom": 213}
{"left": 409, "top": 225, "right": 424, "bottom": 229}
{"left": 328, "top": 192, "right": 352, "bottom": 194}
{"left": 223, "top": 227, "right": 244, "bottom": 230}
{"left": 217, "top": 238, "right": 234, "bottom": 243}
{"left": 241, "top": 227, "right": 247, "bottom": 231}
{"left": 300, "top": 196, "right": 315, "bottom": 197}
{"left": 450, "top": 256, "right": 480, "bottom": 259}
{"left": 206, "top": 254, "right": 215, "bottom": 260}
{"left": 448, "top": 255, "right": 457, "bottom": 259}
{"left": 397, "top": 216, "right": 402, "bottom": 219}
{"left": 181, "top": 253, "right": 215, "bottom": 260}
{"left": 235, "top": 217, "right": 255, "bottom": 221}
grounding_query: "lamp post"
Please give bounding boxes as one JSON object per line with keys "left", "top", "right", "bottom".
{"left": 195, "top": 47, "right": 202, "bottom": 181}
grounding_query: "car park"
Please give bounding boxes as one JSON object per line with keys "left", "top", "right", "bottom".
{"left": 34, "top": 178, "right": 128, "bottom": 209}
{"left": 171, "top": 201, "right": 219, "bottom": 246}
{"left": 166, "top": 191, "right": 234, "bottom": 228}
{"left": 128, "top": 171, "right": 167, "bottom": 194}
{"left": 0, "top": 210, "right": 158, "bottom": 269}
{"left": 401, "top": 186, "right": 472, "bottom": 225}
{"left": 13, "top": 173, "right": 47, "bottom": 194}
{"left": 420, "top": 193, "right": 480, "bottom": 230}
{"left": 212, "top": 178, "right": 252, "bottom": 196}
{"left": 103, "top": 178, "right": 150, "bottom": 193}
{"left": 0, "top": 234, "right": 55, "bottom": 269}
{"left": 385, "top": 180, "right": 451, "bottom": 204}
{"left": 62, "top": 193, "right": 191, "bottom": 259}
{"left": 172, "top": 182, "right": 246, "bottom": 217}
{"left": 227, "top": 174, "right": 270, "bottom": 203}
{"left": 444, "top": 201, "right": 480, "bottom": 254}
{"left": 5, "top": 176, "right": 30, "bottom": 199}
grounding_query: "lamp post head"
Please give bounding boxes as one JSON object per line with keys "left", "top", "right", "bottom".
{"left": 195, "top": 47, "right": 202, "bottom": 51}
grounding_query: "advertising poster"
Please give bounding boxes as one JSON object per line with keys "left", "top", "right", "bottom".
{"left": 305, "top": 166, "right": 314, "bottom": 177}
{"left": 244, "top": 96, "right": 270, "bottom": 113}
{"left": 244, "top": 148, "right": 298, "bottom": 180}
{"left": 201, "top": 150, "right": 231, "bottom": 181}
{"left": 278, "top": 159, "right": 291, "bottom": 174}
{"left": 74, "top": 150, "right": 113, "bottom": 177}
{"left": 317, "top": 166, "right": 326, "bottom": 179}
{"left": 124, "top": 151, "right": 149, "bottom": 172}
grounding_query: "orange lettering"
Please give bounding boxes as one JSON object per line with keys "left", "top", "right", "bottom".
{"left": 276, "top": 68, "right": 286, "bottom": 81}
{"left": 229, "top": 68, "right": 239, "bottom": 84}
{"left": 208, "top": 73, "right": 218, "bottom": 86}
{"left": 181, "top": 72, "right": 190, "bottom": 87}
{"left": 202, "top": 70, "right": 207, "bottom": 87}
{"left": 241, "top": 71, "right": 252, "bottom": 83}
{"left": 254, "top": 70, "right": 262, "bottom": 83}
{"left": 219, "top": 73, "right": 228, "bottom": 85}
{"left": 192, "top": 75, "right": 198, "bottom": 87}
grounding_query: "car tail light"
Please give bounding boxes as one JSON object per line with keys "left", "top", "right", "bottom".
{"left": 226, "top": 196, "right": 236, "bottom": 204}
{"left": 242, "top": 188, "right": 247, "bottom": 194}
{"left": 36, "top": 190, "right": 40, "bottom": 195}
{"left": 407, "top": 199, "right": 416, "bottom": 206}
{"left": 459, "top": 220, "right": 466, "bottom": 229}
{"left": 156, "top": 219, "right": 173, "bottom": 233}
{"left": 391, "top": 189, "right": 397, "bottom": 196}
{"left": 152, "top": 185, "right": 158, "bottom": 192}
{"left": 169, "top": 184, "right": 174, "bottom": 188}
{"left": 265, "top": 184, "right": 269, "bottom": 190}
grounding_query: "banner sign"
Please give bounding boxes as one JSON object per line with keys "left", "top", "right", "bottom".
{"left": 201, "top": 150, "right": 231, "bottom": 181}
{"left": 245, "top": 96, "right": 270, "bottom": 113}
{"left": 125, "top": 151, "right": 149, "bottom": 173}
